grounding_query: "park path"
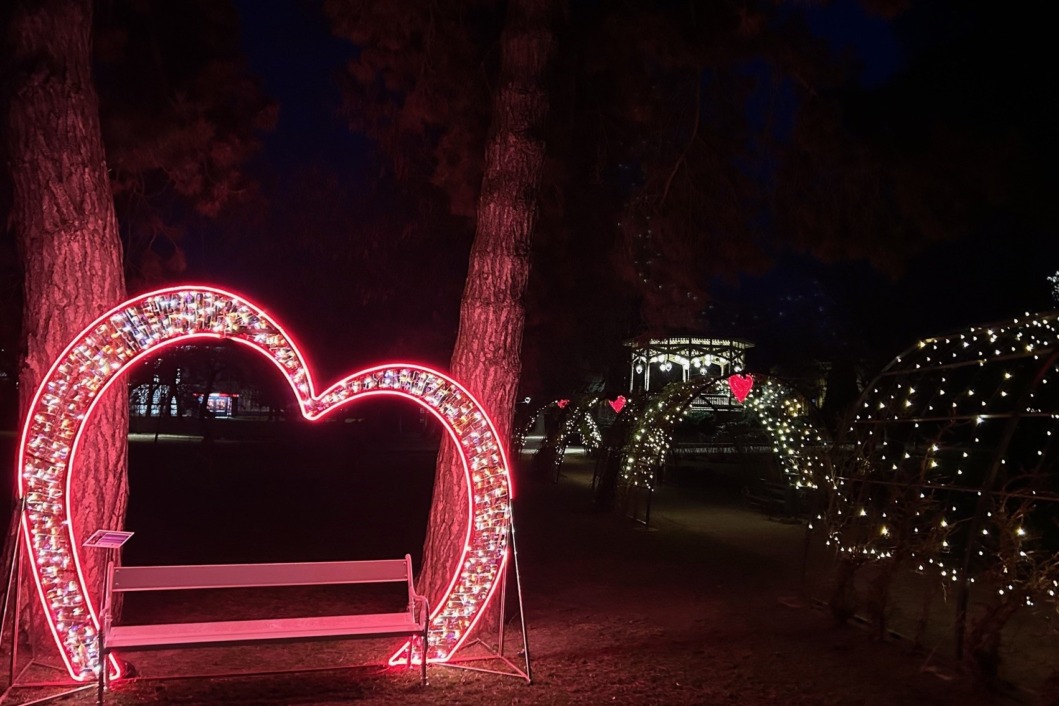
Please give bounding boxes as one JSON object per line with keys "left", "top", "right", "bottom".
{"left": 505, "top": 452, "right": 1013, "bottom": 705}
{"left": 1, "top": 440, "right": 1025, "bottom": 704}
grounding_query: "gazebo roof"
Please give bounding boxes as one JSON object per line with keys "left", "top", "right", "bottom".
{"left": 625, "top": 336, "right": 755, "bottom": 357}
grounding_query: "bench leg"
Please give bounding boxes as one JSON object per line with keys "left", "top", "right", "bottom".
{"left": 421, "top": 628, "right": 428, "bottom": 686}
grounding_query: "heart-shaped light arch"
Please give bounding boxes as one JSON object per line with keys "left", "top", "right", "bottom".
{"left": 16, "top": 286, "right": 513, "bottom": 681}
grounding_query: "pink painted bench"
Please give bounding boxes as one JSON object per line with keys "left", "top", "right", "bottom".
{"left": 98, "top": 555, "right": 429, "bottom": 702}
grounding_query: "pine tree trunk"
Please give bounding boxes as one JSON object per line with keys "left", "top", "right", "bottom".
{"left": 3, "top": 0, "right": 128, "bottom": 652}
{"left": 419, "top": 0, "right": 555, "bottom": 637}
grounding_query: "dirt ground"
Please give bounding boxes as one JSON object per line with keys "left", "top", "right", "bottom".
{"left": 0, "top": 429, "right": 1044, "bottom": 705}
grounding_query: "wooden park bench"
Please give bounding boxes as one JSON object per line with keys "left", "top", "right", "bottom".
{"left": 98, "top": 555, "right": 429, "bottom": 703}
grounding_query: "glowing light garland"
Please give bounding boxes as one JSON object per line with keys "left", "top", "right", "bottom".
{"left": 743, "top": 379, "right": 830, "bottom": 489}
{"left": 824, "top": 313, "right": 1059, "bottom": 611}
{"left": 16, "top": 286, "right": 514, "bottom": 681}
{"left": 531, "top": 397, "right": 604, "bottom": 476}
{"left": 617, "top": 375, "right": 827, "bottom": 494}
{"left": 512, "top": 403, "right": 545, "bottom": 454}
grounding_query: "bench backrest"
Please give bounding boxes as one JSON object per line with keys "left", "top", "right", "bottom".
{"left": 110, "top": 556, "right": 413, "bottom": 593}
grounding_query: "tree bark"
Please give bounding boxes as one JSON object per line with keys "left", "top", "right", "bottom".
{"left": 419, "top": 0, "right": 555, "bottom": 638}
{"left": 3, "top": 0, "right": 128, "bottom": 651}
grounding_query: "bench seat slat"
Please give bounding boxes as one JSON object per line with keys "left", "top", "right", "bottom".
{"left": 112, "top": 560, "right": 409, "bottom": 591}
{"left": 105, "top": 612, "right": 422, "bottom": 649}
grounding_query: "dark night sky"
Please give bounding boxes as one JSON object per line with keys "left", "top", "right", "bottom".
{"left": 723, "top": 0, "right": 1059, "bottom": 366}
{"left": 232, "top": 0, "right": 362, "bottom": 175}
{"left": 5, "top": 0, "right": 1040, "bottom": 389}
{"left": 160, "top": 0, "right": 1059, "bottom": 378}
{"left": 806, "top": 0, "right": 902, "bottom": 88}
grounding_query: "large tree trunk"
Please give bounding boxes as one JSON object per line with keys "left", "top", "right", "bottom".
{"left": 419, "top": 0, "right": 555, "bottom": 640}
{"left": 3, "top": 0, "right": 128, "bottom": 653}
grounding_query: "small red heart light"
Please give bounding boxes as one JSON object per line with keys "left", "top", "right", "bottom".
{"left": 728, "top": 374, "right": 754, "bottom": 403}
{"left": 556, "top": 399, "right": 569, "bottom": 408}
{"left": 609, "top": 395, "right": 626, "bottom": 414}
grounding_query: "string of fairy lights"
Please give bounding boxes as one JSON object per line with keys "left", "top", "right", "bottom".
{"left": 742, "top": 379, "right": 830, "bottom": 489}
{"left": 532, "top": 398, "right": 604, "bottom": 473}
{"left": 521, "top": 308, "right": 1059, "bottom": 623}
{"left": 18, "top": 287, "right": 514, "bottom": 681}
{"left": 616, "top": 375, "right": 827, "bottom": 495}
{"left": 527, "top": 302, "right": 1059, "bottom": 641}
{"left": 619, "top": 382, "right": 698, "bottom": 492}
{"left": 512, "top": 406, "right": 542, "bottom": 454}
{"left": 821, "top": 312, "right": 1059, "bottom": 611}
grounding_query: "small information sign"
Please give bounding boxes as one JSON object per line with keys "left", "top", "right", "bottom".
{"left": 83, "top": 529, "right": 134, "bottom": 549}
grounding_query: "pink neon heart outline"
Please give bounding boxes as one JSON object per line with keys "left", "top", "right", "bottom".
{"left": 728, "top": 373, "right": 755, "bottom": 403}
{"left": 556, "top": 399, "right": 569, "bottom": 408}
{"left": 16, "top": 286, "right": 512, "bottom": 681}
{"left": 609, "top": 395, "right": 626, "bottom": 414}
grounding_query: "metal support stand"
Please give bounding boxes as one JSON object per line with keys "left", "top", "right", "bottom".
{"left": 439, "top": 520, "right": 532, "bottom": 683}
{"left": 620, "top": 484, "right": 652, "bottom": 529}
{"left": 0, "top": 498, "right": 95, "bottom": 705}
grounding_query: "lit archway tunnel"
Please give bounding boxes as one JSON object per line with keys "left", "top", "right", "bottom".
{"left": 526, "top": 396, "right": 604, "bottom": 480}
{"left": 614, "top": 374, "right": 830, "bottom": 506}
{"left": 821, "top": 313, "right": 1059, "bottom": 656}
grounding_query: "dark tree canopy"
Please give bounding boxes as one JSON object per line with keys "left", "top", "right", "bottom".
{"left": 323, "top": 0, "right": 847, "bottom": 395}
{"left": 92, "top": 0, "right": 275, "bottom": 288}
{"left": 5, "top": 0, "right": 1055, "bottom": 405}
{"left": 0, "top": 1, "right": 275, "bottom": 425}
{"left": 324, "top": 1, "right": 499, "bottom": 219}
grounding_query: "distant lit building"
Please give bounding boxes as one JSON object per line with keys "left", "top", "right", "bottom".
{"left": 627, "top": 336, "right": 754, "bottom": 393}
{"left": 198, "top": 392, "right": 239, "bottom": 417}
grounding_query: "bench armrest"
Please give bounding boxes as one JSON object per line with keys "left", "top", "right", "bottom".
{"left": 411, "top": 593, "right": 430, "bottom": 627}
{"left": 403, "top": 553, "right": 431, "bottom": 627}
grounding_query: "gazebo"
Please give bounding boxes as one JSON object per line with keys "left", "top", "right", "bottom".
{"left": 626, "top": 336, "right": 754, "bottom": 393}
